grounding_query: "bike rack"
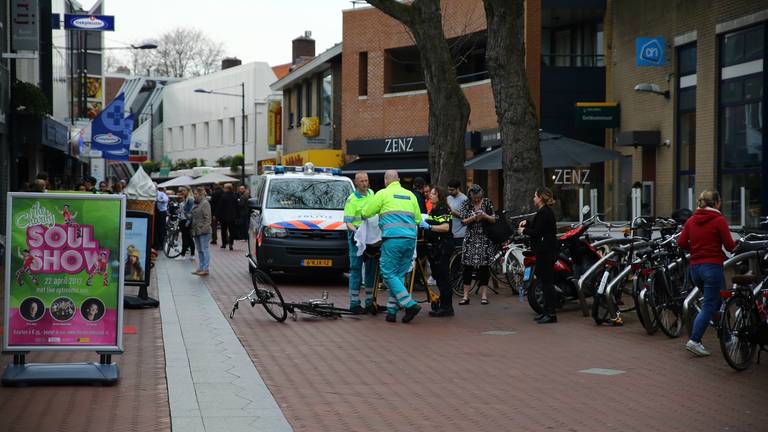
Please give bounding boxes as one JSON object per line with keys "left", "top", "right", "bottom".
{"left": 576, "top": 239, "right": 648, "bottom": 316}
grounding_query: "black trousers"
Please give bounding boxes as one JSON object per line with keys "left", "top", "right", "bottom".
{"left": 211, "top": 217, "right": 218, "bottom": 243}
{"left": 428, "top": 241, "right": 454, "bottom": 311}
{"left": 535, "top": 252, "right": 557, "bottom": 314}
{"left": 219, "top": 220, "right": 235, "bottom": 247}
{"left": 180, "top": 223, "right": 195, "bottom": 256}
{"left": 154, "top": 211, "right": 167, "bottom": 250}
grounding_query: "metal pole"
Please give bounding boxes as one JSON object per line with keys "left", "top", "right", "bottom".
{"left": 149, "top": 103, "right": 154, "bottom": 161}
{"left": 241, "top": 82, "right": 246, "bottom": 185}
{"left": 578, "top": 188, "right": 584, "bottom": 223}
{"left": 740, "top": 186, "right": 746, "bottom": 227}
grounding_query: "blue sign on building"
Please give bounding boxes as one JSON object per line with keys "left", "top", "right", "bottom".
{"left": 636, "top": 37, "right": 666, "bottom": 67}
{"left": 63, "top": 14, "right": 115, "bottom": 31}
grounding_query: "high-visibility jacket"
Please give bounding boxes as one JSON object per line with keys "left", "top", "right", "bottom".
{"left": 361, "top": 181, "right": 422, "bottom": 239}
{"left": 343, "top": 189, "right": 374, "bottom": 228}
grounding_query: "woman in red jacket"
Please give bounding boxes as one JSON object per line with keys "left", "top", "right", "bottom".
{"left": 677, "top": 190, "right": 735, "bottom": 357}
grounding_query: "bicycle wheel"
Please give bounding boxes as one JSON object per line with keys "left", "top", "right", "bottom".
{"left": 490, "top": 254, "right": 511, "bottom": 292}
{"left": 591, "top": 266, "right": 617, "bottom": 325}
{"left": 502, "top": 252, "right": 523, "bottom": 295}
{"left": 164, "top": 228, "right": 182, "bottom": 258}
{"left": 650, "top": 271, "right": 682, "bottom": 338}
{"left": 718, "top": 295, "right": 759, "bottom": 371}
{"left": 251, "top": 269, "right": 287, "bottom": 322}
{"left": 448, "top": 252, "right": 464, "bottom": 297}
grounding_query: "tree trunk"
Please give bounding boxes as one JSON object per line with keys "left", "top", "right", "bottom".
{"left": 483, "top": 0, "right": 541, "bottom": 214}
{"left": 366, "top": 0, "right": 470, "bottom": 187}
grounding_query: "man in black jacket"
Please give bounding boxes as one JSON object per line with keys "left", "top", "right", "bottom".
{"left": 216, "top": 183, "right": 238, "bottom": 250}
{"left": 210, "top": 184, "right": 223, "bottom": 245}
{"left": 412, "top": 177, "right": 428, "bottom": 214}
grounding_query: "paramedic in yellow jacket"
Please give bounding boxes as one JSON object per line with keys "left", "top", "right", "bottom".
{"left": 361, "top": 170, "right": 422, "bottom": 323}
{"left": 343, "top": 171, "right": 376, "bottom": 314}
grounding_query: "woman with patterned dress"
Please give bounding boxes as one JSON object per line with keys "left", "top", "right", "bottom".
{"left": 458, "top": 185, "right": 498, "bottom": 305}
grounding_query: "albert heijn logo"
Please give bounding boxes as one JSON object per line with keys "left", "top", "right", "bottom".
{"left": 636, "top": 37, "right": 666, "bottom": 67}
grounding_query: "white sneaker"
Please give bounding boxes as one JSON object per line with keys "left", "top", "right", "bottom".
{"left": 685, "top": 340, "right": 711, "bottom": 357}
{"left": 427, "top": 276, "right": 436, "bottom": 286}
{"left": 174, "top": 255, "right": 188, "bottom": 261}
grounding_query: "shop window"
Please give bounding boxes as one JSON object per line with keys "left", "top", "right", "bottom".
{"left": 720, "top": 101, "right": 763, "bottom": 170}
{"left": 383, "top": 30, "right": 489, "bottom": 94}
{"left": 297, "top": 83, "right": 303, "bottom": 121}
{"left": 722, "top": 25, "right": 764, "bottom": 67}
{"left": 718, "top": 24, "right": 765, "bottom": 227}
{"left": 285, "top": 89, "right": 293, "bottom": 129}
{"left": 676, "top": 43, "right": 696, "bottom": 209}
{"left": 305, "top": 80, "right": 312, "bottom": 117}
{"left": 359, "top": 52, "right": 368, "bottom": 96}
{"left": 320, "top": 72, "right": 332, "bottom": 125}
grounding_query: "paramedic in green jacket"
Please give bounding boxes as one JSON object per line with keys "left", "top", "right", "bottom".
{"left": 343, "top": 171, "right": 376, "bottom": 314}
{"left": 361, "top": 170, "right": 422, "bottom": 323}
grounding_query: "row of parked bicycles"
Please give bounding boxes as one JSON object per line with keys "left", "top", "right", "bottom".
{"left": 459, "top": 206, "right": 768, "bottom": 372}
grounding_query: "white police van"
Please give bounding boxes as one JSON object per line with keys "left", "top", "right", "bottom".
{"left": 247, "top": 163, "right": 354, "bottom": 274}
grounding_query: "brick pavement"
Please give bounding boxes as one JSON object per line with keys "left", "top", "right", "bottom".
{"left": 204, "top": 243, "right": 767, "bottom": 432}
{"left": 0, "top": 267, "right": 171, "bottom": 432}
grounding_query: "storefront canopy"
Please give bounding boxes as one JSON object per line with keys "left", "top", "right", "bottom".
{"left": 187, "top": 172, "right": 240, "bottom": 185}
{"left": 341, "top": 156, "right": 429, "bottom": 174}
{"left": 464, "top": 132, "right": 622, "bottom": 170}
{"left": 157, "top": 175, "right": 195, "bottom": 188}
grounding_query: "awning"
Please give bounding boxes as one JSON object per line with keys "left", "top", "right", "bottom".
{"left": 187, "top": 172, "right": 240, "bottom": 185}
{"left": 341, "top": 156, "right": 428, "bottom": 174}
{"left": 157, "top": 175, "right": 195, "bottom": 188}
{"left": 464, "top": 132, "right": 622, "bottom": 170}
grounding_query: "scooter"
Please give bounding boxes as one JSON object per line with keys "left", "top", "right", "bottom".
{"left": 522, "top": 206, "right": 604, "bottom": 315}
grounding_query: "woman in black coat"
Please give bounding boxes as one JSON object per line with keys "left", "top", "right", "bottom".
{"left": 518, "top": 187, "right": 559, "bottom": 324}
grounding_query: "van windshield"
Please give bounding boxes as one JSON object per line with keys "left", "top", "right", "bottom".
{"left": 266, "top": 179, "right": 353, "bottom": 210}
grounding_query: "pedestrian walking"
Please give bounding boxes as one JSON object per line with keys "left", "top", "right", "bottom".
{"left": 236, "top": 185, "right": 250, "bottom": 241}
{"left": 421, "top": 186, "right": 454, "bottom": 317}
{"left": 216, "top": 183, "right": 238, "bottom": 250}
{"left": 519, "top": 187, "right": 559, "bottom": 324}
{"left": 362, "top": 170, "right": 422, "bottom": 323}
{"left": 210, "top": 184, "right": 223, "bottom": 245}
{"left": 447, "top": 180, "right": 468, "bottom": 250}
{"left": 458, "top": 184, "right": 497, "bottom": 305}
{"left": 191, "top": 187, "right": 212, "bottom": 276}
{"left": 678, "top": 190, "right": 735, "bottom": 356}
{"left": 344, "top": 171, "right": 376, "bottom": 314}
{"left": 155, "top": 186, "right": 169, "bottom": 250}
{"left": 177, "top": 187, "right": 196, "bottom": 260}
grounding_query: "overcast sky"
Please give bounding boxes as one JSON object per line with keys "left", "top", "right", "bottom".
{"left": 90, "top": 0, "right": 360, "bottom": 66}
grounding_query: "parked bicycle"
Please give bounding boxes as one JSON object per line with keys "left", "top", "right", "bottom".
{"left": 718, "top": 269, "right": 768, "bottom": 371}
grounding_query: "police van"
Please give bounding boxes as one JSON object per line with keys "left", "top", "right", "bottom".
{"left": 247, "top": 163, "right": 354, "bottom": 274}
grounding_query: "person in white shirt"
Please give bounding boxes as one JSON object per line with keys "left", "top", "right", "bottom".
{"left": 155, "top": 186, "right": 170, "bottom": 250}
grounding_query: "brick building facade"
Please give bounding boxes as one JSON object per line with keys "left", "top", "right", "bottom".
{"left": 340, "top": 0, "right": 542, "bottom": 205}
{"left": 606, "top": 0, "right": 768, "bottom": 225}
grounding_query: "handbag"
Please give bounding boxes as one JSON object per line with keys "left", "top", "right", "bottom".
{"left": 483, "top": 215, "right": 513, "bottom": 244}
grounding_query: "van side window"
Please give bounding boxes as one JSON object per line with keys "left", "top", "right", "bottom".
{"left": 253, "top": 176, "right": 266, "bottom": 207}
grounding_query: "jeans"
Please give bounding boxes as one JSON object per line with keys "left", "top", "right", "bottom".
{"left": 348, "top": 234, "right": 376, "bottom": 308}
{"left": 193, "top": 233, "right": 211, "bottom": 271}
{"left": 689, "top": 263, "right": 725, "bottom": 343}
{"left": 380, "top": 237, "right": 418, "bottom": 314}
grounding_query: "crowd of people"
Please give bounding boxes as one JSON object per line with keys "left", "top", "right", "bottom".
{"left": 343, "top": 169, "right": 560, "bottom": 325}
{"left": 161, "top": 183, "right": 252, "bottom": 277}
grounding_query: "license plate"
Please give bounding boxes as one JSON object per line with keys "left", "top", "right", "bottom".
{"left": 303, "top": 259, "right": 332, "bottom": 267}
{"left": 523, "top": 267, "right": 532, "bottom": 281}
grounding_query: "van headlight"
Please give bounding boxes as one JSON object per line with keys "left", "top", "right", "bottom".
{"left": 263, "top": 226, "right": 289, "bottom": 238}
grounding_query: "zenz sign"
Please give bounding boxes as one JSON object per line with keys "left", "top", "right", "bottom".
{"left": 347, "top": 136, "right": 428, "bottom": 156}
{"left": 384, "top": 137, "right": 414, "bottom": 153}
{"left": 553, "top": 169, "right": 591, "bottom": 185}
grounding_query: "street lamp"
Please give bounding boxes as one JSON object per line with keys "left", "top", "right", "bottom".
{"left": 194, "top": 82, "right": 246, "bottom": 185}
{"left": 633, "top": 83, "right": 670, "bottom": 98}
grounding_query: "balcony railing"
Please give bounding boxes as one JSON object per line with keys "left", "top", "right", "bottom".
{"left": 387, "top": 70, "right": 490, "bottom": 94}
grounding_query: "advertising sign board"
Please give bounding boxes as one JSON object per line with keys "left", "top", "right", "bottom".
{"left": 3, "top": 193, "right": 125, "bottom": 351}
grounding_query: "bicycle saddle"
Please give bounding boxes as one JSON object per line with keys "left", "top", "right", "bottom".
{"left": 735, "top": 240, "right": 768, "bottom": 254}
